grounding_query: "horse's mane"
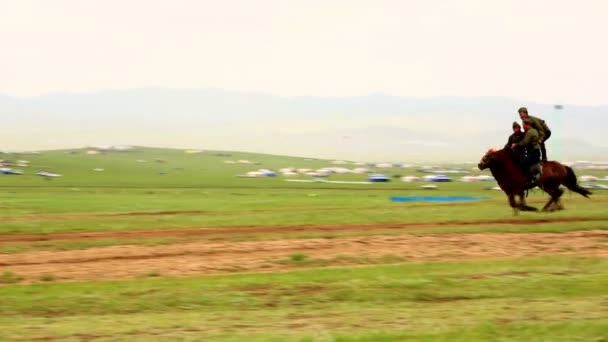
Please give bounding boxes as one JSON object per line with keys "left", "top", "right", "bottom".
{"left": 491, "top": 148, "right": 519, "bottom": 164}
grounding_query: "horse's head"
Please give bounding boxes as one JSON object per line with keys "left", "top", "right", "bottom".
{"left": 478, "top": 148, "right": 498, "bottom": 170}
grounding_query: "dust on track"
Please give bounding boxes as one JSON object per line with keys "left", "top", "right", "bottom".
{"left": 0, "top": 217, "right": 606, "bottom": 243}
{"left": 1, "top": 228, "right": 606, "bottom": 284}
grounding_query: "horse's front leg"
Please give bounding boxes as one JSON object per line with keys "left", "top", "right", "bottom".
{"left": 508, "top": 194, "right": 519, "bottom": 216}
{"left": 518, "top": 192, "right": 538, "bottom": 212}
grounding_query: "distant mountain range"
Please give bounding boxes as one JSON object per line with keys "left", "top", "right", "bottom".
{"left": 2, "top": 88, "right": 607, "bottom": 162}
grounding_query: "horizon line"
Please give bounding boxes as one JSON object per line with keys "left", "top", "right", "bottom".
{"left": 1, "top": 87, "right": 604, "bottom": 107}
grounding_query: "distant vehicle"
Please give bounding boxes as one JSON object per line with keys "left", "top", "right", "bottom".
{"left": 421, "top": 184, "right": 438, "bottom": 190}
{"left": 36, "top": 171, "right": 62, "bottom": 178}
{"left": 424, "top": 174, "right": 452, "bottom": 182}
{"left": 368, "top": 173, "right": 390, "bottom": 182}
{"left": 0, "top": 168, "right": 23, "bottom": 175}
{"left": 258, "top": 169, "right": 277, "bottom": 177}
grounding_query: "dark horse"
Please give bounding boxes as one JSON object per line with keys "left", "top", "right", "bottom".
{"left": 478, "top": 148, "right": 591, "bottom": 215}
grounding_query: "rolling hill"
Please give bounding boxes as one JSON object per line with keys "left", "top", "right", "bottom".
{"left": 2, "top": 88, "right": 608, "bottom": 161}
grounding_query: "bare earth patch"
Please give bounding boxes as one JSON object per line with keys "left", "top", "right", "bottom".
{"left": 0, "top": 228, "right": 606, "bottom": 284}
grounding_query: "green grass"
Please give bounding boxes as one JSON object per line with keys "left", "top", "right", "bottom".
{"left": 1, "top": 147, "right": 607, "bottom": 341}
{"left": 1, "top": 147, "right": 606, "bottom": 237}
{"left": 0, "top": 236, "right": 186, "bottom": 254}
{"left": 0, "top": 271, "right": 24, "bottom": 284}
{"left": 0, "top": 257, "right": 606, "bottom": 341}
{"left": 1, "top": 187, "right": 606, "bottom": 235}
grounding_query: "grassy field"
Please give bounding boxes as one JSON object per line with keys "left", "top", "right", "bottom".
{"left": 1, "top": 147, "right": 607, "bottom": 341}
{"left": 1, "top": 257, "right": 607, "bottom": 341}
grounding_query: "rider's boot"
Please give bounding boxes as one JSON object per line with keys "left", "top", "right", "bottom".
{"left": 527, "top": 163, "right": 541, "bottom": 188}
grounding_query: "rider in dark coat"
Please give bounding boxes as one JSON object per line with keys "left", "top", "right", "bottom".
{"left": 513, "top": 120, "right": 542, "bottom": 187}
{"left": 518, "top": 107, "right": 551, "bottom": 161}
{"left": 505, "top": 121, "right": 525, "bottom": 149}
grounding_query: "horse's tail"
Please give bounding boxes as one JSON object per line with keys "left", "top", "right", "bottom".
{"left": 564, "top": 166, "right": 592, "bottom": 198}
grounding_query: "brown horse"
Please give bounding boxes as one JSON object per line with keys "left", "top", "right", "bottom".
{"left": 478, "top": 148, "right": 591, "bottom": 215}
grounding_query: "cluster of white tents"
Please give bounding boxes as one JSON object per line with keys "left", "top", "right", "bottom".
{"left": 241, "top": 166, "right": 374, "bottom": 178}
{"left": 579, "top": 175, "right": 608, "bottom": 182}
{"left": 330, "top": 160, "right": 420, "bottom": 169}
{"left": 0, "top": 168, "right": 23, "bottom": 175}
{"left": 0, "top": 168, "right": 61, "bottom": 177}
{"left": 280, "top": 167, "right": 371, "bottom": 177}
{"left": 0, "top": 160, "right": 30, "bottom": 167}
{"left": 0, "top": 160, "right": 31, "bottom": 175}
{"left": 88, "top": 145, "right": 134, "bottom": 152}
{"left": 567, "top": 161, "right": 608, "bottom": 170}
{"left": 460, "top": 175, "right": 496, "bottom": 182}
{"left": 241, "top": 169, "right": 277, "bottom": 177}
{"left": 401, "top": 175, "right": 494, "bottom": 182}
{"left": 580, "top": 175, "right": 608, "bottom": 190}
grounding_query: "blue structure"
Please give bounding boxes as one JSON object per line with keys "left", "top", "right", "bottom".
{"left": 0, "top": 168, "right": 22, "bottom": 175}
{"left": 259, "top": 169, "right": 277, "bottom": 177}
{"left": 424, "top": 174, "right": 453, "bottom": 182}
{"left": 391, "top": 196, "right": 486, "bottom": 202}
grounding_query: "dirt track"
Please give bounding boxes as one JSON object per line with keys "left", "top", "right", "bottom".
{"left": 1, "top": 217, "right": 605, "bottom": 243}
{"left": 1, "top": 226, "right": 607, "bottom": 284}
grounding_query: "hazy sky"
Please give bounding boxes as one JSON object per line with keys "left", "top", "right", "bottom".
{"left": 2, "top": 0, "right": 608, "bottom": 105}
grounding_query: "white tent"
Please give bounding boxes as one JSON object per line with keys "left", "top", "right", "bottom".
{"left": 352, "top": 167, "right": 369, "bottom": 174}
{"left": 580, "top": 175, "right": 599, "bottom": 182}
{"left": 246, "top": 171, "right": 264, "bottom": 177}
{"left": 401, "top": 176, "right": 421, "bottom": 182}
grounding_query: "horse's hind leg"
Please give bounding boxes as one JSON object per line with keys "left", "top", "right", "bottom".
{"left": 556, "top": 199, "right": 565, "bottom": 210}
{"left": 550, "top": 200, "right": 564, "bottom": 211}
{"left": 542, "top": 187, "right": 563, "bottom": 212}
{"left": 541, "top": 191, "right": 556, "bottom": 212}
{"left": 552, "top": 188, "right": 565, "bottom": 211}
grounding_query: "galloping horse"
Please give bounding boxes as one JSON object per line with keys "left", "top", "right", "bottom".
{"left": 478, "top": 148, "right": 591, "bottom": 215}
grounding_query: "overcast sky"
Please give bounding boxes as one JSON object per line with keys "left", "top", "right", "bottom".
{"left": 1, "top": 0, "right": 607, "bottom": 105}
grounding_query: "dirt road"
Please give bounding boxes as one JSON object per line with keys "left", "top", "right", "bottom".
{"left": 1, "top": 225, "right": 606, "bottom": 284}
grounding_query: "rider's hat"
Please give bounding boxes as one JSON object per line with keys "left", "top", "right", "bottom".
{"left": 512, "top": 121, "right": 521, "bottom": 128}
{"left": 518, "top": 107, "right": 528, "bottom": 113}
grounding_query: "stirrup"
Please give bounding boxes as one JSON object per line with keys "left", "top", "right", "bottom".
{"left": 525, "top": 177, "right": 537, "bottom": 189}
